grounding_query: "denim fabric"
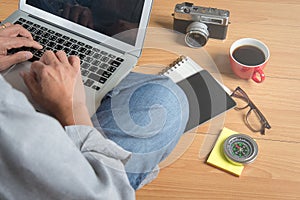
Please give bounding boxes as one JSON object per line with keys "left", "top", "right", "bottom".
{"left": 92, "top": 72, "right": 189, "bottom": 190}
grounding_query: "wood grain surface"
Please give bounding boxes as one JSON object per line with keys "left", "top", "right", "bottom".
{"left": 1, "top": 0, "right": 299, "bottom": 199}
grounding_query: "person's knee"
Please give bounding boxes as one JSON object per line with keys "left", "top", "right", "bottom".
{"left": 94, "top": 74, "right": 189, "bottom": 141}
{"left": 127, "top": 77, "right": 189, "bottom": 133}
{"left": 92, "top": 75, "right": 189, "bottom": 157}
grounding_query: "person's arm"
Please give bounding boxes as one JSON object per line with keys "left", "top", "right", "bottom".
{"left": 0, "top": 50, "right": 135, "bottom": 199}
{"left": 0, "top": 76, "right": 134, "bottom": 199}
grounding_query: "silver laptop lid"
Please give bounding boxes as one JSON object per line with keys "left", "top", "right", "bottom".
{"left": 19, "top": 0, "right": 152, "bottom": 57}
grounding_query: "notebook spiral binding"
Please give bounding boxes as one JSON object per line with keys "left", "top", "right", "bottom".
{"left": 159, "top": 55, "right": 188, "bottom": 75}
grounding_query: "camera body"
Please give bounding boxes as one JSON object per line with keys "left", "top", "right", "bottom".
{"left": 173, "top": 2, "right": 230, "bottom": 47}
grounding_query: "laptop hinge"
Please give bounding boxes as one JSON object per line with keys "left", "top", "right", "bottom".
{"left": 28, "top": 14, "right": 126, "bottom": 55}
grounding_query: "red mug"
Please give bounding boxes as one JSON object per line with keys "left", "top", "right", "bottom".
{"left": 229, "top": 38, "right": 270, "bottom": 83}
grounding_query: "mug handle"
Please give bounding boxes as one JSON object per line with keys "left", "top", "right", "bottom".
{"left": 252, "top": 67, "right": 265, "bottom": 83}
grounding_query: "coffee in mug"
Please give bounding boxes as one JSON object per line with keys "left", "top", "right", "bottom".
{"left": 229, "top": 38, "right": 270, "bottom": 83}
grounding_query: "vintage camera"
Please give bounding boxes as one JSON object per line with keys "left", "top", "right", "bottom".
{"left": 173, "top": 2, "right": 230, "bottom": 47}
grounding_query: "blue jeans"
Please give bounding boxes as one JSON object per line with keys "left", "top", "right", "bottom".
{"left": 92, "top": 72, "right": 189, "bottom": 190}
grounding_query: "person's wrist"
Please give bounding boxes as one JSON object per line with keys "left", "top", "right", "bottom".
{"left": 54, "top": 103, "right": 93, "bottom": 127}
{"left": 73, "top": 103, "right": 93, "bottom": 125}
{"left": 52, "top": 104, "right": 76, "bottom": 126}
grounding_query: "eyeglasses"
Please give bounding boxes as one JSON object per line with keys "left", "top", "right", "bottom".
{"left": 230, "top": 86, "right": 271, "bottom": 135}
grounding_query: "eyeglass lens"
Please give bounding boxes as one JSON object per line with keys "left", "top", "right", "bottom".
{"left": 231, "top": 87, "right": 271, "bottom": 134}
{"left": 246, "top": 108, "right": 264, "bottom": 132}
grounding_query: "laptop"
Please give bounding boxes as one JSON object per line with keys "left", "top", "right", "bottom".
{"left": 1, "top": 0, "right": 153, "bottom": 115}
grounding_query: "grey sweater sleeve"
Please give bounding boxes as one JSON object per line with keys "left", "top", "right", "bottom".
{"left": 0, "top": 75, "right": 135, "bottom": 200}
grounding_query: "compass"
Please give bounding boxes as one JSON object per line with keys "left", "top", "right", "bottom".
{"left": 223, "top": 134, "right": 258, "bottom": 165}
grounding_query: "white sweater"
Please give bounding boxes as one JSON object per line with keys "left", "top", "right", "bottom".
{"left": 0, "top": 75, "right": 135, "bottom": 200}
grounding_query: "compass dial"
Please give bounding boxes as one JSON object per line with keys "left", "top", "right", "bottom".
{"left": 223, "top": 134, "right": 258, "bottom": 165}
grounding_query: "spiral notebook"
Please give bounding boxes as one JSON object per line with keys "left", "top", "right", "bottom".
{"left": 162, "top": 56, "right": 236, "bottom": 132}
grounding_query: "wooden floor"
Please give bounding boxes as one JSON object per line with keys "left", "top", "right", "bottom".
{"left": 1, "top": 0, "right": 300, "bottom": 199}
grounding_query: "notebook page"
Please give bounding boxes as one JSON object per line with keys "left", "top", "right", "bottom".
{"left": 163, "top": 56, "right": 203, "bottom": 83}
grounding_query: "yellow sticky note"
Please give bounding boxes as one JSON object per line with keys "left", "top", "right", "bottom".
{"left": 206, "top": 127, "right": 244, "bottom": 176}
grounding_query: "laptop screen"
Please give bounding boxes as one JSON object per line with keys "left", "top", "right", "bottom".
{"left": 26, "top": 0, "right": 145, "bottom": 46}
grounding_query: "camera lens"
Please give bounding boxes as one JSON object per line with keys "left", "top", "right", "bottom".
{"left": 183, "top": 8, "right": 191, "bottom": 13}
{"left": 185, "top": 22, "right": 209, "bottom": 48}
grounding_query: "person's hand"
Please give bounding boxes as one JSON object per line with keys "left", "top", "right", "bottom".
{"left": 63, "top": 3, "right": 94, "bottom": 29}
{"left": 0, "top": 23, "right": 43, "bottom": 71}
{"left": 21, "top": 50, "right": 92, "bottom": 127}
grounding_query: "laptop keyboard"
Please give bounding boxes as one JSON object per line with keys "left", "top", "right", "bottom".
{"left": 11, "top": 18, "right": 125, "bottom": 91}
